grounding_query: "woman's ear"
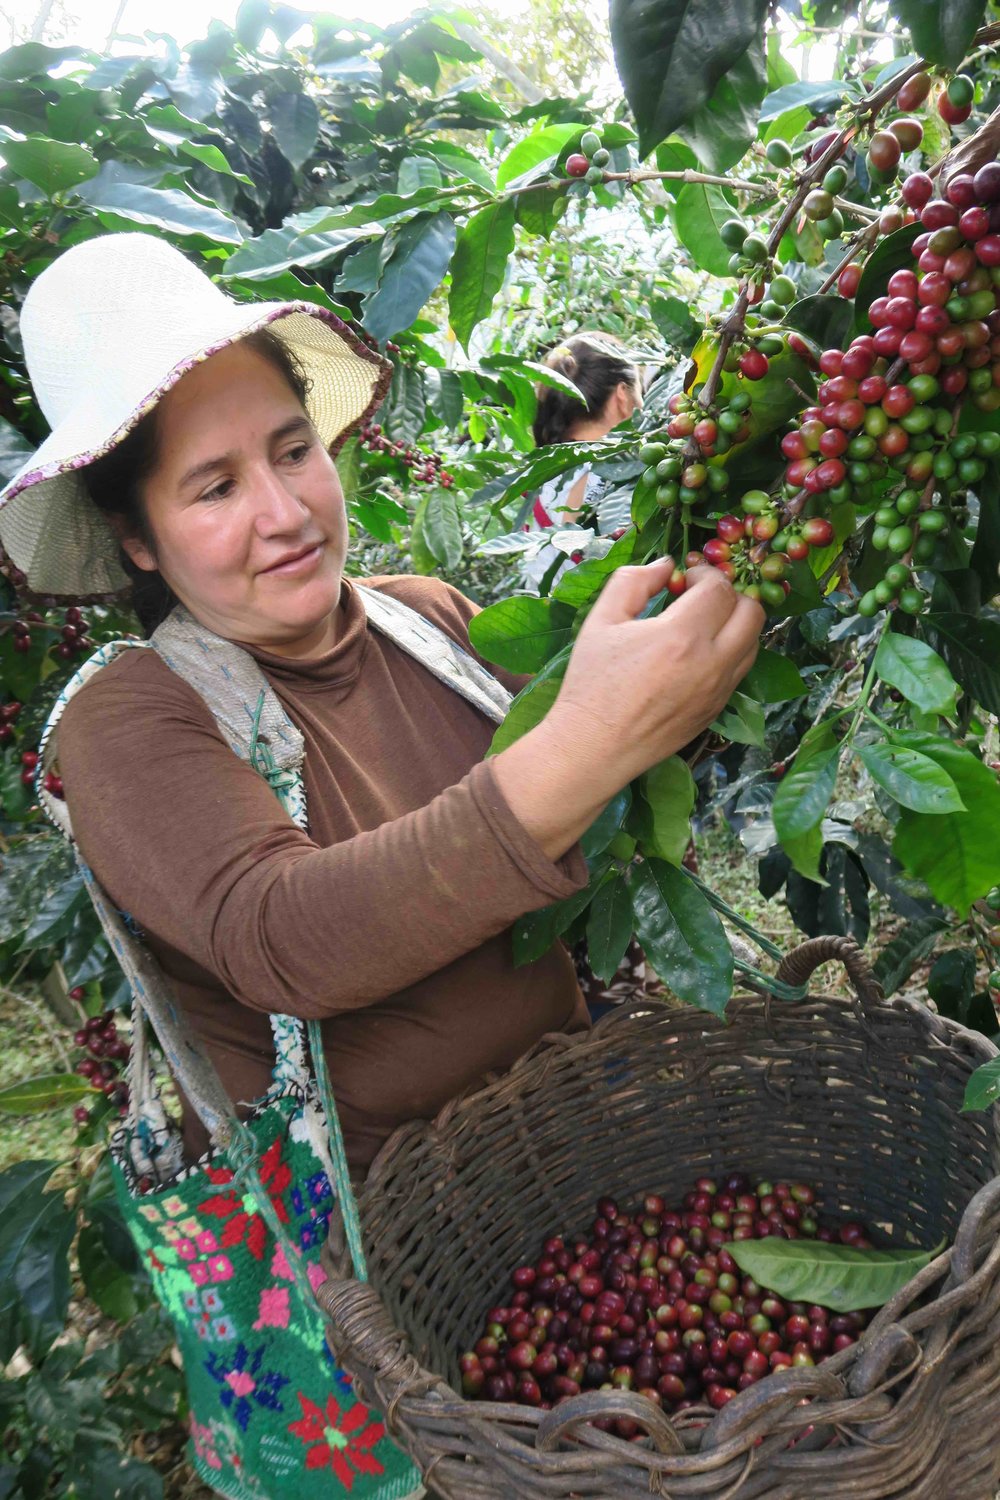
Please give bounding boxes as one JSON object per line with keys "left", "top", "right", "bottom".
{"left": 106, "top": 512, "right": 157, "bottom": 573}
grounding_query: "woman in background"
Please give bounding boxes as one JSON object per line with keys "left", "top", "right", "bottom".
{"left": 519, "top": 333, "right": 643, "bottom": 593}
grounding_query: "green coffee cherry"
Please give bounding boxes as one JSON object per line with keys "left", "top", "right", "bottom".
{"left": 822, "top": 164, "right": 848, "bottom": 195}
{"left": 580, "top": 130, "right": 602, "bottom": 156}
{"left": 720, "top": 218, "right": 749, "bottom": 250}
{"left": 857, "top": 590, "right": 880, "bottom": 616}
{"left": 804, "top": 189, "right": 834, "bottom": 220}
{"left": 639, "top": 442, "right": 666, "bottom": 465}
{"left": 897, "top": 587, "right": 925, "bottom": 614}
{"left": 585, "top": 165, "right": 604, "bottom": 184}
{"left": 742, "top": 233, "right": 769, "bottom": 264}
{"left": 816, "top": 210, "right": 845, "bottom": 240}
{"left": 765, "top": 139, "right": 793, "bottom": 169}
{"left": 771, "top": 274, "right": 796, "bottom": 305}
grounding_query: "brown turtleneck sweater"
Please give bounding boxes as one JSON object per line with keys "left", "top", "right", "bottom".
{"left": 58, "top": 574, "right": 590, "bottom": 1173}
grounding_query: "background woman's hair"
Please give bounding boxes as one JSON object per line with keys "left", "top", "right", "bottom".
{"left": 82, "top": 328, "right": 311, "bottom": 637}
{"left": 533, "top": 332, "right": 638, "bottom": 446}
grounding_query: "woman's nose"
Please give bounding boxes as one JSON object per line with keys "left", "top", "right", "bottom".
{"left": 253, "top": 464, "right": 310, "bottom": 531}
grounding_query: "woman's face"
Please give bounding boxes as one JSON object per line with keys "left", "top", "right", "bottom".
{"left": 120, "top": 340, "right": 349, "bottom": 658}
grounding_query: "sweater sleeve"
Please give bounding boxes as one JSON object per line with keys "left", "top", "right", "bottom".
{"left": 57, "top": 651, "right": 587, "bottom": 1020}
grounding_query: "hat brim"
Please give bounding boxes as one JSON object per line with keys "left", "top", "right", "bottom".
{"left": 0, "top": 302, "right": 392, "bottom": 601}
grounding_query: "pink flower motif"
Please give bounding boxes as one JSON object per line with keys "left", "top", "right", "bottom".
{"left": 190, "top": 1417, "right": 222, "bottom": 1472}
{"left": 196, "top": 1230, "right": 218, "bottom": 1253}
{"left": 271, "top": 1243, "right": 292, "bottom": 1281}
{"left": 225, "top": 1370, "right": 256, "bottom": 1398}
{"left": 253, "top": 1286, "right": 290, "bottom": 1331}
{"left": 176, "top": 1238, "right": 197, "bottom": 1260}
{"left": 190, "top": 1262, "right": 209, "bottom": 1286}
{"left": 208, "top": 1254, "right": 233, "bottom": 1282}
{"left": 307, "top": 1262, "right": 327, "bottom": 1293}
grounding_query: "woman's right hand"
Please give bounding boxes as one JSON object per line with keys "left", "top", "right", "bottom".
{"left": 491, "top": 558, "right": 764, "bottom": 862}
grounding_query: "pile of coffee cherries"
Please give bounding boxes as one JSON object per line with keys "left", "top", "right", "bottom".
{"left": 460, "top": 1174, "right": 872, "bottom": 1425}
{"left": 357, "top": 421, "right": 454, "bottom": 488}
{"left": 73, "top": 1005, "right": 131, "bottom": 1125}
{"left": 5, "top": 604, "right": 92, "bottom": 659}
{"left": 565, "top": 129, "right": 610, "bottom": 187}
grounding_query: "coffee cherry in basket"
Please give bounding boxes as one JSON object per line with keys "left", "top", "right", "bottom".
{"left": 459, "top": 1174, "right": 872, "bottom": 1430}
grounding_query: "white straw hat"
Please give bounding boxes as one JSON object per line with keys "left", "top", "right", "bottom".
{"left": 0, "top": 232, "right": 392, "bottom": 600}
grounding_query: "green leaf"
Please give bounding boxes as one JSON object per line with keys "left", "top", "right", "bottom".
{"left": 675, "top": 39, "right": 768, "bottom": 174}
{"left": 397, "top": 155, "right": 443, "bottom": 194}
{"left": 742, "top": 649, "right": 808, "bottom": 703}
{"left": 77, "top": 1223, "right": 139, "bottom": 1324}
{"left": 874, "top": 631, "right": 958, "bottom": 716}
{"left": 963, "top": 1056, "right": 1000, "bottom": 1112}
{"left": 671, "top": 182, "right": 736, "bottom": 276}
{"left": 549, "top": 530, "right": 637, "bottom": 609}
{"left": 892, "top": 734, "right": 1000, "bottom": 912}
{"left": 418, "top": 488, "right": 462, "bottom": 570}
{"left": 222, "top": 216, "right": 368, "bottom": 281}
{"left": 512, "top": 859, "right": 610, "bottom": 966}
{"left": 497, "top": 123, "right": 583, "bottom": 188}
{"left": 653, "top": 137, "right": 698, "bottom": 196}
{"left": 413, "top": 139, "right": 495, "bottom": 193}
{"left": 469, "top": 595, "right": 573, "bottom": 674}
{"left": 177, "top": 139, "right": 253, "bottom": 184}
{"left": 627, "top": 860, "right": 733, "bottom": 1014}
{"left": 759, "top": 79, "right": 847, "bottom": 119}
{"left": 488, "top": 647, "right": 571, "bottom": 755}
{"left": 476, "top": 439, "right": 623, "bottom": 514}
{"left": 586, "top": 877, "right": 634, "bottom": 983}
{"left": 77, "top": 180, "right": 242, "bottom": 243}
{"left": 632, "top": 757, "right": 695, "bottom": 865}
{"left": 857, "top": 740, "right": 965, "bottom": 814}
{"left": 0, "top": 135, "right": 97, "bottom": 194}
{"left": 381, "top": 363, "right": 426, "bottom": 444}
{"left": 892, "top": 0, "right": 987, "bottom": 69}
{"left": 610, "top": 0, "right": 769, "bottom": 158}
{"left": 921, "top": 613, "right": 1000, "bottom": 718}
{"left": 711, "top": 689, "right": 765, "bottom": 747}
{"left": 773, "top": 725, "right": 839, "bottom": 842}
{"left": 580, "top": 788, "right": 633, "bottom": 860}
{"left": 448, "top": 199, "right": 516, "bottom": 351}
{"left": 363, "top": 210, "right": 457, "bottom": 344}
{"left": 873, "top": 913, "right": 948, "bottom": 994}
{"left": 18, "top": 869, "right": 86, "bottom": 949}
{"left": 927, "top": 947, "right": 979, "bottom": 1027}
{"left": 268, "top": 92, "right": 319, "bottom": 169}
{"left": 725, "top": 1236, "right": 942, "bottom": 1312}
{"left": 0, "top": 1073, "right": 95, "bottom": 1114}
{"left": 649, "top": 294, "right": 700, "bottom": 349}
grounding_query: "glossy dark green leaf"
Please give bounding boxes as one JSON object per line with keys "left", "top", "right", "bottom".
{"left": 77, "top": 1223, "right": 140, "bottom": 1324}
{"left": 381, "top": 363, "right": 426, "bottom": 444}
{"left": 857, "top": 740, "right": 965, "bottom": 814}
{"left": 497, "top": 123, "right": 583, "bottom": 188}
{"left": 649, "top": 295, "right": 700, "bottom": 349}
{"left": 725, "top": 1235, "right": 942, "bottom": 1311}
{"left": 586, "top": 876, "right": 634, "bottom": 983}
{"left": 742, "top": 649, "right": 808, "bottom": 704}
{"left": 671, "top": 182, "right": 736, "bottom": 275}
{"left": 963, "top": 1055, "right": 1000, "bottom": 1112}
{"left": 18, "top": 870, "right": 86, "bottom": 949}
{"left": 469, "top": 596, "right": 573, "bottom": 674}
{"left": 512, "top": 858, "right": 610, "bottom": 966}
{"left": 449, "top": 199, "right": 517, "bottom": 351}
{"left": 627, "top": 860, "right": 733, "bottom": 1014}
{"left": 610, "top": 0, "right": 769, "bottom": 158}
{"left": 927, "top": 947, "right": 978, "bottom": 1027}
{"left": 419, "top": 488, "right": 462, "bottom": 570}
{"left": 921, "top": 613, "right": 1000, "bottom": 718}
{"left": 874, "top": 630, "right": 958, "bottom": 716}
{"left": 363, "top": 210, "right": 457, "bottom": 343}
{"left": 873, "top": 914, "right": 948, "bottom": 994}
{"left": 892, "top": 734, "right": 1000, "bottom": 912}
{"left": 759, "top": 78, "right": 846, "bottom": 118}
{"left": 488, "top": 646, "right": 571, "bottom": 754}
{"left": 550, "top": 529, "right": 637, "bottom": 609}
{"left": 580, "top": 787, "right": 633, "bottom": 860}
{"left": 675, "top": 39, "right": 768, "bottom": 174}
{"left": 0, "top": 1073, "right": 95, "bottom": 1114}
{"left": 711, "top": 690, "right": 765, "bottom": 748}
{"left": 268, "top": 91, "right": 319, "bottom": 168}
{"left": 632, "top": 757, "right": 695, "bottom": 865}
{"left": 772, "top": 725, "right": 839, "bottom": 876}
{"left": 891, "top": 0, "right": 987, "bottom": 69}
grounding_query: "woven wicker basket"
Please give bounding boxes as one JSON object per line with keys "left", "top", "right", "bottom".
{"left": 317, "top": 936, "right": 1000, "bottom": 1498}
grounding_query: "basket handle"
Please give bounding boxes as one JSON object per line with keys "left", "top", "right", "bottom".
{"left": 534, "top": 1388, "right": 684, "bottom": 1457}
{"left": 771, "top": 935, "right": 883, "bottom": 1011}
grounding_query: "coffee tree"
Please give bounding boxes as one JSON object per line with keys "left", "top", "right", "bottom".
{"left": 3, "top": 0, "right": 1000, "bottom": 1485}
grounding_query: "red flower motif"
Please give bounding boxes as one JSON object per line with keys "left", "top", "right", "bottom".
{"left": 197, "top": 1137, "right": 290, "bottom": 1262}
{"left": 288, "top": 1392, "right": 385, "bottom": 1485}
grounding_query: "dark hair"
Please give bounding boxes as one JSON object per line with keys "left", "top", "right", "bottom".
{"left": 82, "top": 328, "right": 311, "bottom": 636}
{"left": 532, "top": 333, "right": 638, "bottom": 446}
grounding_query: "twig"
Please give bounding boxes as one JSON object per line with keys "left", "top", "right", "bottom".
{"left": 603, "top": 168, "right": 775, "bottom": 197}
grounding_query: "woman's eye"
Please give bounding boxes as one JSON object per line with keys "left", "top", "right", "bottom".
{"left": 201, "top": 479, "right": 233, "bottom": 503}
{"left": 284, "top": 443, "right": 311, "bottom": 464}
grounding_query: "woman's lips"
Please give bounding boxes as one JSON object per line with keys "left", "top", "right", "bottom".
{"left": 261, "top": 542, "right": 324, "bottom": 576}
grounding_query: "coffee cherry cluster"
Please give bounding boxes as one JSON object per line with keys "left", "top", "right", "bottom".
{"left": 459, "top": 1175, "right": 871, "bottom": 1426}
{"left": 689, "top": 498, "right": 833, "bottom": 608}
{"left": 565, "top": 130, "right": 610, "bottom": 187}
{"left": 73, "top": 1006, "right": 131, "bottom": 1125}
{"left": 5, "top": 606, "right": 93, "bottom": 659}
{"left": 358, "top": 422, "right": 454, "bottom": 488}
{"left": 769, "top": 157, "right": 1000, "bottom": 617}
{"left": 0, "top": 697, "right": 21, "bottom": 745}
